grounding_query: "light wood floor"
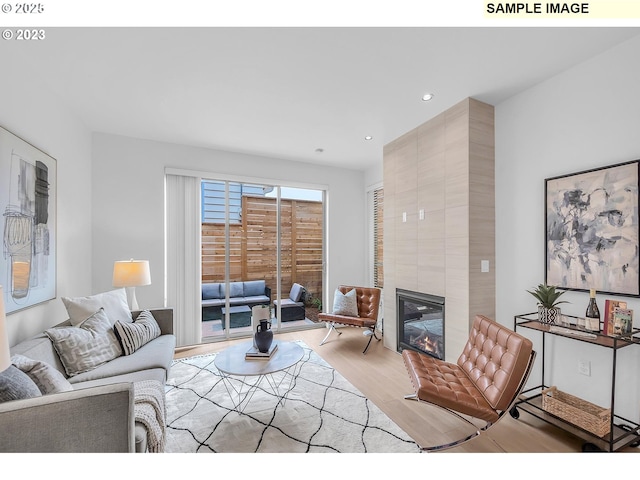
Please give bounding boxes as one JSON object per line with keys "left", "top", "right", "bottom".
{"left": 174, "top": 325, "right": 638, "bottom": 454}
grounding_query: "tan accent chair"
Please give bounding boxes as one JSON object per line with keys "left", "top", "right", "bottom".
{"left": 318, "top": 285, "right": 381, "bottom": 354}
{"left": 402, "top": 314, "right": 535, "bottom": 451}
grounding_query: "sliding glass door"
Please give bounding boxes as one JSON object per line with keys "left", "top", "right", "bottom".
{"left": 201, "top": 180, "right": 325, "bottom": 341}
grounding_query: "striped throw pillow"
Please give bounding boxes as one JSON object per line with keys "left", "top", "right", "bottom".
{"left": 114, "top": 310, "right": 161, "bottom": 355}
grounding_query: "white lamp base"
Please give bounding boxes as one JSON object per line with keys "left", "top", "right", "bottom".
{"left": 126, "top": 286, "right": 140, "bottom": 311}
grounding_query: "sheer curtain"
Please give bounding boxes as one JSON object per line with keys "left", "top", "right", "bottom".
{"left": 165, "top": 173, "right": 202, "bottom": 347}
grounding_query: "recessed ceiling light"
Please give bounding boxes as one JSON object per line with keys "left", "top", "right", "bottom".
{"left": 315, "top": 148, "right": 324, "bottom": 153}
{"left": 364, "top": 135, "right": 373, "bottom": 140}
{"left": 422, "top": 93, "right": 434, "bottom": 102}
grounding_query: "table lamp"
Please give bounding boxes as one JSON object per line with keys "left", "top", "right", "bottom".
{"left": 0, "top": 285, "right": 10, "bottom": 373}
{"left": 112, "top": 259, "right": 151, "bottom": 311}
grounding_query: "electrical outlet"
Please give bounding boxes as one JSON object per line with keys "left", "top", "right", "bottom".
{"left": 578, "top": 360, "right": 591, "bottom": 376}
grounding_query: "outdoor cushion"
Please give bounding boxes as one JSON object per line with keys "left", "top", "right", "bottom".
{"left": 202, "top": 283, "right": 221, "bottom": 300}
{"left": 243, "top": 280, "right": 266, "bottom": 297}
{"left": 221, "top": 282, "right": 244, "bottom": 299}
{"left": 243, "top": 295, "right": 270, "bottom": 304}
{"left": 289, "top": 283, "right": 305, "bottom": 302}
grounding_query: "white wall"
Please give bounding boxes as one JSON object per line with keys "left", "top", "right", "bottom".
{"left": 496, "top": 34, "right": 640, "bottom": 419}
{"left": 1, "top": 52, "right": 93, "bottom": 346}
{"left": 91, "top": 133, "right": 367, "bottom": 314}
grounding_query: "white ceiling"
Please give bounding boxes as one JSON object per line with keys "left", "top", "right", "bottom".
{"left": 4, "top": 27, "right": 639, "bottom": 171}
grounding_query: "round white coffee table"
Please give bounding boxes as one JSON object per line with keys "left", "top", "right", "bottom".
{"left": 214, "top": 340, "right": 304, "bottom": 413}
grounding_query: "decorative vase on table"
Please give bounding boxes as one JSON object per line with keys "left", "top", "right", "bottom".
{"left": 254, "top": 319, "right": 273, "bottom": 353}
{"left": 527, "top": 283, "right": 569, "bottom": 325}
{"left": 538, "top": 306, "right": 561, "bottom": 325}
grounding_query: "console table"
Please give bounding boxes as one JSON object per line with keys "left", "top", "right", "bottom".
{"left": 511, "top": 312, "right": 640, "bottom": 452}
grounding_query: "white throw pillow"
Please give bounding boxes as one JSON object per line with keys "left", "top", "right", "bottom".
{"left": 62, "top": 288, "right": 133, "bottom": 326}
{"left": 332, "top": 288, "right": 359, "bottom": 317}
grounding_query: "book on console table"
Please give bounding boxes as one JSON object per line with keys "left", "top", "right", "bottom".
{"left": 604, "top": 299, "right": 627, "bottom": 335}
{"left": 245, "top": 342, "right": 278, "bottom": 360}
{"left": 612, "top": 308, "right": 633, "bottom": 336}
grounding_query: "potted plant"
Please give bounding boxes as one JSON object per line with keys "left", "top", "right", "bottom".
{"left": 527, "top": 284, "right": 569, "bottom": 324}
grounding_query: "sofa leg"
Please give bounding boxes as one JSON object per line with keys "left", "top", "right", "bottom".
{"left": 320, "top": 322, "right": 341, "bottom": 346}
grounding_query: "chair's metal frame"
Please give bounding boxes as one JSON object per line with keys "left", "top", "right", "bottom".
{"left": 320, "top": 322, "right": 380, "bottom": 354}
{"left": 403, "top": 349, "right": 536, "bottom": 452}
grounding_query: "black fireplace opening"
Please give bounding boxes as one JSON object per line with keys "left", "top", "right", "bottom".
{"left": 397, "top": 289, "right": 444, "bottom": 360}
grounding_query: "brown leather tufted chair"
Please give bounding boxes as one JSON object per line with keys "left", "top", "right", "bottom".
{"left": 402, "top": 314, "right": 536, "bottom": 451}
{"left": 318, "top": 285, "right": 381, "bottom": 354}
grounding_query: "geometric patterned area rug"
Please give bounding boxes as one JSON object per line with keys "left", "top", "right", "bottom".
{"left": 164, "top": 341, "right": 420, "bottom": 453}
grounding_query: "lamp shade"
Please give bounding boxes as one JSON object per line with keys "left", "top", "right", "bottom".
{"left": 112, "top": 260, "right": 151, "bottom": 287}
{"left": 0, "top": 286, "right": 10, "bottom": 373}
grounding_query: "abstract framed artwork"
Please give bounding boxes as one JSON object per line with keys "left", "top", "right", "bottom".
{"left": 545, "top": 160, "right": 639, "bottom": 297}
{"left": 0, "top": 126, "right": 57, "bottom": 313}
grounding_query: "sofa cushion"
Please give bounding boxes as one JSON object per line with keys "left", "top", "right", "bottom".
{"left": 202, "top": 298, "right": 225, "bottom": 308}
{"left": 0, "top": 365, "right": 43, "bottom": 403}
{"left": 289, "top": 283, "right": 305, "bottom": 302}
{"left": 62, "top": 288, "right": 133, "bottom": 326}
{"left": 222, "top": 282, "right": 244, "bottom": 299}
{"left": 243, "top": 295, "right": 270, "bottom": 305}
{"left": 243, "top": 280, "right": 266, "bottom": 297}
{"left": 68, "top": 334, "right": 176, "bottom": 385}
{"left": 10, "top": 354, "right": 73, "bottom": 394}
{"left": 114, "top": 310, "right": 161, "bottom": 355}
{"left": 10, "top": 332, "right": 67, "bottom": 376}
{"left": 202, "top": 283, "right": 221, "bottom": 300}
{"left": 332, "top": 288, "right": 358, "bottom": 317}
{"left": 45, "top": 308, "right": 124, "bottom": 377}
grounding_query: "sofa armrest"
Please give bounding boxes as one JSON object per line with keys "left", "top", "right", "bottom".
{"left": 0, "top": 383, "right": 135, "bottom": 453}
{"left": 265, "top": 285, "right": 272, "bottom": 302}
{"left": 133, "top": 308, "right": 174, "bottom": 335}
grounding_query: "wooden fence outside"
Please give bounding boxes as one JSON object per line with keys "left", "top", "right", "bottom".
{"left": 202, "top": 195, "right": 323, "bottom": 303}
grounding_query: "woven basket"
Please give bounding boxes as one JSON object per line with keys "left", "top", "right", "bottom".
{"left": 542, "top": 386, "right": 611, "bottom": 437}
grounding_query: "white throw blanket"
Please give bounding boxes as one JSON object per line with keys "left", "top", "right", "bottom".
{"left": 134, "top": 380, "right": 166, "bottom": 453}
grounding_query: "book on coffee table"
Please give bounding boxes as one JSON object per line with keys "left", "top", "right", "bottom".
{"left": 245, "top": 342, "right": 278, "bottom": 360}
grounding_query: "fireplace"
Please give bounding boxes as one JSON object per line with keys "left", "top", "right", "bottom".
{"left": 396, "top": 289, "right": 444, "bottom": 360}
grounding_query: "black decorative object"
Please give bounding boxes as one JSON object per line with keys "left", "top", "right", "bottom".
{"left": 254, "top": 319, "right": 273, "bottom": 353}
{"left": 545, "top": 160, "right": 640, "bottom": 297}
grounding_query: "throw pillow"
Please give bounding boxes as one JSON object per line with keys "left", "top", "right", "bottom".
{"left": 0, "top": 365, "right": 42, "bottom": 403}
{"left": 332, "top": 288, "right": 359, "bottom": 317}
{"left": 61, "top": 288, "right": 133, "bottom": 326}
{"left": 10, "top": 354, "right": 74, "bottom": 394}
{"left": 114, "top": 310, "right": 161, "bottom": 355}
{"left": 45, "top": 308, "right": 124, "bottom": 377}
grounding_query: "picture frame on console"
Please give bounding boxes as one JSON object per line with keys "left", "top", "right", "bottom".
{"left": 545, "top": 159, "right": 639, "bottom": 297}
{"left": 0, "top": 125, "right": 57, "bottom": 313}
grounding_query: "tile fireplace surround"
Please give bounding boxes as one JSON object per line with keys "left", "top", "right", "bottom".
{"left": 382, "top": 97, "right": 495, "bottom": 362}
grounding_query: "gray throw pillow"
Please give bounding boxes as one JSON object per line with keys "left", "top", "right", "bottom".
{"left": 332, "top": 288, "right": 359, "bottom": 317}
{"left": 45, "top": 308, "right": 123, "bottom": 377}
{"left": 114, "top": 310, "right": 161, "bottom": 355}
{"left": 0, "top": 365, "right": 42, "bottom": 403}
{"left": 11, "top": 354, "right": 73, "bottom": 394}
